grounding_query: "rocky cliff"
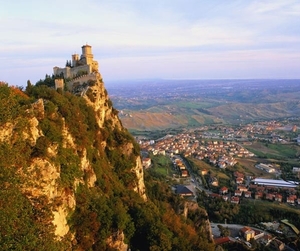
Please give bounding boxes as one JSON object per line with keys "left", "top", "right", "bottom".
{"left": 0, "top": 50, "right": 214, "bottom": 251}
{"left": 0, "top": 69, "right": 146, "bottom": 250}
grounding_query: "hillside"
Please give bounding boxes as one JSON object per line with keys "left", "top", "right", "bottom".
{"left": 0, "top": 47, "right": 214, "bottom": 250}
{"left": 107, "top": 79, "right": 300, "bottom": 131}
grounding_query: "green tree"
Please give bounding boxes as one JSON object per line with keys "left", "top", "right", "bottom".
{"left": 217, "top": 225, "right": 231, "bottom": 237}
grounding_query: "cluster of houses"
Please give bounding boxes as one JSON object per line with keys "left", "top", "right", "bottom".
{"left": 215, "top": 219, "right": 299, "bottom": 251}
{"left": 209, "top": 171, "right": 246, "bottom": 204}
{"left": 215, "top": 173, "right": 300, "bottom": 205}
{"left": 139, "top": 133, "right": 254, "bottom": 170}
{"left": 172, "top": 157, "right": 189, "bottom": 177}
{"left": 215, "top": 226, "right": 285, "bottom": 250}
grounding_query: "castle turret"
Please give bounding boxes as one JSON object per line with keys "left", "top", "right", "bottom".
{"left": 81, "top": 45, "right": 93, "bottom": 65}
{"left": 72, "top": 54, "right": 79, "bottom": 67}
{"left": 55, "top": 79, "right": 64, "bottom": 90}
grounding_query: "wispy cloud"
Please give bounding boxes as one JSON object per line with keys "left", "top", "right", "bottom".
{"left": 1, "top": 0, "right": 300, "bottom": 85}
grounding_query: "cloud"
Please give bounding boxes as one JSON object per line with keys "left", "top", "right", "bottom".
{"left": 249, "top": 0, "right": 299, "bottom": 14}
{"left": 1, "top": 0, "right": 300, "bottom": 85}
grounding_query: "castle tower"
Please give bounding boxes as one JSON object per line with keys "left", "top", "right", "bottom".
{"left": 55, "top": 79, "right": 64, "bottom": 90}
{"left": 72, "top": 54, "right": 79, "bottom": 67}
{"left": 81, "top": 44, "right": 93, "bottom": 65}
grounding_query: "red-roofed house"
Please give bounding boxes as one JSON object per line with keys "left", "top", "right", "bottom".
{"left": 244, "top": 191, "right": 252, "bottom": 198}
{"left": 235, "top": 190, "right": 242, "bottom": 197}
{"left": 234, "top": 171, "right": 244, "bottom": 178}
{"left": 237, "top": 185, "right": 248, "bottom": 192}
{"left": 255, "top": 192, "right": 263, "bottom": 199}
{"left": 181, "top": 169, "right": 189, "bottom": 177}
{"left": 210, "top": 193, "right": 222, "bottom": 199}
{"left": 236, "top": 177, "right": 244, "bottom": 184}
{"left": 287, "top": 195, "right": 297, "bottom": 204}
{"left": 219, "top": 186, "right": 228, "bottom": 194}
{"left": 275, "top": 194, "right": 283, "bottom": 202}
{"left": 266, "top": 193, "right": 275, "bottom": 201}
{"left": 214, "top": 236, "right": 231, "bottom": 246}
{"left": 231, "top": 196, "right": 240, "bottom": 204}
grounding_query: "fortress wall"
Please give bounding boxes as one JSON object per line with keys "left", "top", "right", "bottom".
{"left": 91, "top": 61, "right": 99, "bottom": 72}
{"left": 55, "top": 79, "right": 64, "bottom": 90}
{"left": 69, "top": 65, "right": 91, "bottom": 77}
{"left": 53, "top": 67, "right": 70, "bottom": 78}
{"left": 53, "top": 65, "right": 91, "bottom": 79}
{"left": 67, "top": 73, "right": 97, "bottom": 91}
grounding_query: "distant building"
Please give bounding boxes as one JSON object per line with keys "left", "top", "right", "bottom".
{"left": 286, "top": 195, "right": 297, "bottom": 204}
{"left": 231, "top": 196, "right": 240, "bottom": 204}
{"left": 255, "top": 163, "right": 275, "bottom": 173}
{"left": 142, "top": 158, "right": 151, "bottom": 169}
{"left": 236, "top": 177, "right": 244, "bottom": 184}
{"left": 275, "top": 194, "right": 283, "bottom": 202}
{"left": 176, "top": 185, "right": 193, "bottom": 197}
{"left": 266, "top": 193, "right": 275, "bottom": 201}
{"left": 252, "top": 178, "right": 299, "bottom": 188}
{"left": 255, "top": 191, "right": 263, "bottom": 199}
{"left": 292, "top": 167, "right": 300, "bottom": 179}
{"left": 52, "top": 44, "right": 101, "bottom": 92}
{"left": 240, "top": 227, "right": 255, "bottom": 241}
{"left": 214, "top": 236, "right": 231, "bottom": 246}
{"left": 244, "top": 191, "right": 252, "bottom": 198}
{"left": 237, "top": 185, "right": 248, "bottom": 192}
{"left": 219, "top": 186, "right": 228, "bottom": 195}
{"left": 210, "top": 177, "right": 219, "bottom": 187}
{"left": 234, "top": 190, "right": 242, "bottom": 197}
{"left": 181, "top": 169, "right": 189, "bottom": 177}
{"left": 201, "top": 169, "right": 208, "bottom": 175}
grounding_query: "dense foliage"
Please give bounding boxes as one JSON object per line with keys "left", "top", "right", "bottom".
{"left": 0, "top": 82, "right": 214, "bottom": 250}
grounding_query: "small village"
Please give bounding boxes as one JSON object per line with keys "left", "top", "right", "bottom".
{"left": 138, "top": 121, "right": 300, "bottom": 250}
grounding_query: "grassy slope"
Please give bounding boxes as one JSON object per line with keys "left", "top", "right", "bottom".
{"left": 119, "top": 100, "right": 300, "bottom": 131}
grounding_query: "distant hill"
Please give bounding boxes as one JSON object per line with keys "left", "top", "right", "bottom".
{"left": 106, "top": 79, "right": 300, "bottom": 131}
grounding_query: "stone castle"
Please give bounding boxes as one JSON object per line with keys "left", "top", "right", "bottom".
{"left": 53, "top": 45, "right": 101, "bottom": 92}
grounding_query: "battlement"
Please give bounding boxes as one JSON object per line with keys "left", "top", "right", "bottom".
{"left": 67, "top": 72, "right": 99, "bottom": 89}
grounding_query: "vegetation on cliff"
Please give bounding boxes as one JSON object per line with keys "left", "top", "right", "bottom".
{"left": 0, "top": 81, "right": 214, "bottom": 250}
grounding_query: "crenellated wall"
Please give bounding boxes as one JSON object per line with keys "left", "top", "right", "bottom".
{"left": 66, "top": 73, "right": 99, "bottom": 91}
{"left": 53, "top": 64, "right": 92, "bottom": 79}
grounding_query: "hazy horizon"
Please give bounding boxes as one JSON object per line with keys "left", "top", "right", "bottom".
{"left": 1, "top": 1, "right": 300, "bottom": 86}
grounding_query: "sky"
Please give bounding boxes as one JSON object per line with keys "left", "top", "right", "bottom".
{"left": 1, "top": 0, "right": 300, "bottom": 86}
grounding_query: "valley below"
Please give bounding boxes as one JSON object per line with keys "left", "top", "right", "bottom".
{"left": 106, "top": 79, "right": 300, "bottom": 131}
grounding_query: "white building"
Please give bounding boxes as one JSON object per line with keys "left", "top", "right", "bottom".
{"left": 255, "top": 163, "right": 275, "bottom": 173}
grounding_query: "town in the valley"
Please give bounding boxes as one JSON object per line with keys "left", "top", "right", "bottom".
{"left": 137, "top": 119, "right": 300, "bottom": 250}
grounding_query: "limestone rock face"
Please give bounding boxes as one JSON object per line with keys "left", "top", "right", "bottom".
{"left": 1, "top": 49, "right": 147, "bottom": 250}
{"left": 184, "top": 201, "right": 214, "bottom": 243}
{"left": 0, "top": 122, "right": 14, "bottom": 142}
{"left": 80, "top": 74, "right": 147, "bottom": 200}
{"left": 133, "top": 156, "right": 147, "bottom": 201}
{"left": 83, "top": 77, "right": 122, "bottom": 130}
{"left": 106, "top": 231, "right": 128, "bottom": 251}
